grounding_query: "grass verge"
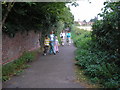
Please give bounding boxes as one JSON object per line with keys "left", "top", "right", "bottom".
{"left": 2, "top": 51, "right": 37, "bottom": 82}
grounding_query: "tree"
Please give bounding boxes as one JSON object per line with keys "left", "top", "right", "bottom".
{"left": 92, "top": 1, "right": 120, "bottom": 65}
{"left": 2, "top": 1, "right": 15, "bottom": 27}
{"left": 89, "top": 16, "right": 98, "bottom": 22}
{"left": 83, "top": 20, "right": 87, "bottom": 23}
{"left": 2, "top": 2, "right": 74, "bottom": 37}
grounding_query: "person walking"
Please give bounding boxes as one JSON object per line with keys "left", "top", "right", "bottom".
{"left": 54, "top": 36, "right": 59, "bottom": 53}
{"left": 60, "top": 30, "right": 65, "bottom": 46}
{"left": 43, "top": 35, "right": 50, "bottom": 56}
{"left": 49, "top": 31, "right": 56, "bottom": 55}
{"left": 66, "top": 31, "right": 71, "bottom": 45}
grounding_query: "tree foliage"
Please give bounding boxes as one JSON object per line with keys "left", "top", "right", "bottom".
{"left": 89, "top": 16, "right": 98, "bottom": 22}
{"left": 92, "top": 2, "right": 120, "bottom": 65}
{"left": 2, "top": 2, "right": 74, "bottom": 37}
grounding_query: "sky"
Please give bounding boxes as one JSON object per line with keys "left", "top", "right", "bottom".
{"left": 68, "top": 0, "right": 106, "bottom": 22}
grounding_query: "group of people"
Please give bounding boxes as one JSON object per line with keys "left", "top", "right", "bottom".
{"left": 60, "top": 30, "right": 71, "bottom": 46}
{"left": 43, "top": 30, "right": 71, "bottom": 56}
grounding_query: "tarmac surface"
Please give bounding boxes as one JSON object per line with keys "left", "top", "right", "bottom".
{"left": 3, "top": 42, "right": 85, "bottom": 88}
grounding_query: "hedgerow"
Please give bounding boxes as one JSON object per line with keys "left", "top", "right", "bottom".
{"left": 71, "top": 25, "right": 120, "bottom": 88}
{"left": 92, "top": 2, "right": 120, "bottom": 67}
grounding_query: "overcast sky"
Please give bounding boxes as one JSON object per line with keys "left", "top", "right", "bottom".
{"left": 68, "top": 0, "right": 106, "bottom": 21}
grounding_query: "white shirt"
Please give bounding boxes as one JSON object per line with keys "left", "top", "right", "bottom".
{"left": 60, "top": 33, "right": 65, "bottom": 39}
{"left": 50, "top": 34, "right": 54, "bottom": 41}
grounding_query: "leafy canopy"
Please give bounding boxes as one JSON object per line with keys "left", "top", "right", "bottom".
{"left": 2, "top": 2, "right": 74, "bottom": 37}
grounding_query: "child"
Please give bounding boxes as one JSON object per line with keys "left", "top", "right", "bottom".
{"left": 54, "top": 36, "right": 59, "bottom": 53}
{"left": 43, "top": 35, "right": 50, "bottom": 55}
{"left": 61, "top": 36, "right": 64, "bottom": 46}
{"left": 60, "top": 30, "right": 65, "bottom": 40}
{"left": 60, "top": 30, "right": 65, "bottom": 46}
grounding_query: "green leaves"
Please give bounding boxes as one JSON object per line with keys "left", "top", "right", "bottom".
{"left": 92, "top": 2, "right": 120, "bottom": 59}
{"left": 2, "top": 2, "right": 74, "bottom": 36}
{"left": 72, "top": 25, "right": 120, "bottom": 88}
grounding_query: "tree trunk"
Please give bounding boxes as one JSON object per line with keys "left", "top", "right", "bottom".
{"left": 2, "top": 2, "right": 15, "bottom": 28}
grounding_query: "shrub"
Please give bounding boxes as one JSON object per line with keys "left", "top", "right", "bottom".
{"left": 71, "top": 25, "right": 120, "bottom": 88}
{"left": 92, "top": 2, "right": 120, "bottom": 67}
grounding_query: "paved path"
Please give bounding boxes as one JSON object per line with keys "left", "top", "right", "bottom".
{"left": 3, "top": 42, "right": 85, "bottom": 88}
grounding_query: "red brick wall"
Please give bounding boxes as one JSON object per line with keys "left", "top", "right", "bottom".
{"left": 2, "top": 31, "right": 41, "bottom": 64}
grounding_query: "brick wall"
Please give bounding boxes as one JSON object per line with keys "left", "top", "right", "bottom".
{"left": 2, "top": 31, "right": 41, "bottom": 64}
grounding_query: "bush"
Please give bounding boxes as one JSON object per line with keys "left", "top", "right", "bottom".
{"left": 92, "top": 2, "right": 120, "bottom": 67}
{"left": 71, "top": 25, "right": 120, "bottom": 88}
{"left": 104, "top": 79, "right": 120, "bottom": 88}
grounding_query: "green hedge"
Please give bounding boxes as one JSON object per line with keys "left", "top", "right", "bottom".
{"left": 71, "top": 25, "right": 120, "bottom": 88}
{"left": 92, "top": 2, "right": 120, "bottom": 67}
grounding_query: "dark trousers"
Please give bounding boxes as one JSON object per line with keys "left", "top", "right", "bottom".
{"left": 44, "top": 46, "right": 49, "bottom": 54}
{"left": 49, "top": 42, "right": 56, "bottom": 54}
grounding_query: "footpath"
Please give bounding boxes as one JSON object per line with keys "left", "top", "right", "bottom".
{"left": 3, "top": 42, "right": 85, "bottom": 88}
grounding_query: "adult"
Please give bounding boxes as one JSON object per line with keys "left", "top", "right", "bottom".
{"left": 49, "top": 31, "right": 56, "bottom": 55}
{"left": 60, "top": 30, "right": 66, "bottom": 46}
{"left": 66, "top": 31, "right": 71, "bottom": 45}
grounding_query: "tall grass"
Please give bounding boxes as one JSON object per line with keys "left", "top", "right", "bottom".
{"left": 71, "top": 25, "right": 120, "bottom": 88}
